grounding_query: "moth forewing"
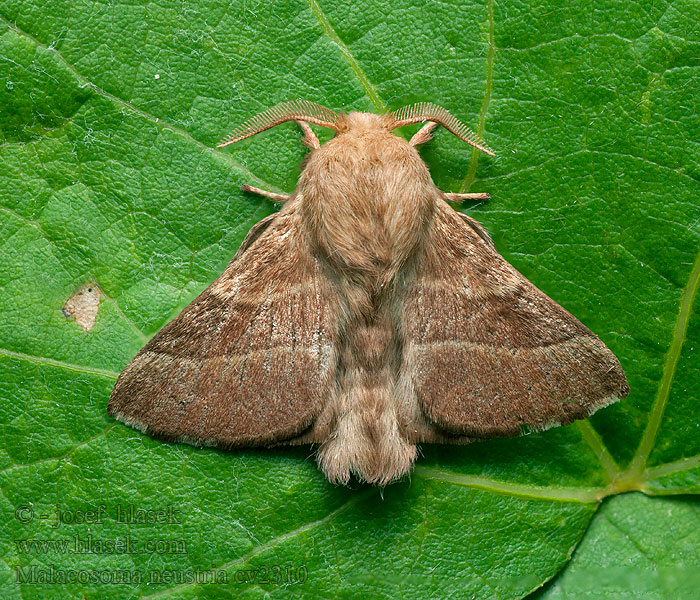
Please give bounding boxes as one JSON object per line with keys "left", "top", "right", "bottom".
{"left": 108, "top": 101, "right": 628, "bottom": 486}
{"left": 402, "top": 201, "right": 628, "bottom": 438}
{"left": 108, "top": 200, "right": 337, "bottom": 449}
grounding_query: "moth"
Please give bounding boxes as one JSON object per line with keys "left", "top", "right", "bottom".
{"left": 108, "top": 100, "right": 629, "bottom": 485}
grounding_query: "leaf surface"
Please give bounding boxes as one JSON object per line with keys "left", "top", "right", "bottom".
{"left": 0, "top": 0, "right": 698, "bottom": 598}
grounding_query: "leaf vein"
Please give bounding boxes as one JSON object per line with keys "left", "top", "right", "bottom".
{"left": 142, "top": 490, "right": 374, "bottom": 598}
{"left": 460, "top": 0, "right": 495, "bottom": 193}
{"left": 304, "top": 0, "right": 386, "bottom": 112}
{"left": 627, "top": 245, "right": 700, "bottom": 477}
{"left": 414, "top": 466, "right": 603, "bottom": 503}
{"left": 0, "top": 15, "right": 281, "bottom": 193}
{"left": 576, "top": 420, "right": 621, "bottom": 482}
{"left": 0, "top": 348, "right": 119, "bottom": 380}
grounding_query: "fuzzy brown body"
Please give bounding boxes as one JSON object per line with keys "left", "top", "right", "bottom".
{"left": 108, "top": 104, "right": 629, "bottom": 486}
{"left": 297, "top": 114, "right": 436, "bottom": 483}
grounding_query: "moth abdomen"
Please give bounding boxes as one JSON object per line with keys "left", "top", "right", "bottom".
{"left": 350, "top": 319, "right": 394, "bottom": 370}
{"left": 311, "top": 268, "right": 416, "bottom": 485}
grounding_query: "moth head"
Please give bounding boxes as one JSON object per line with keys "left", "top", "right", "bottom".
{"left": 334, "top": 111, "right": 394, "bottom": 134}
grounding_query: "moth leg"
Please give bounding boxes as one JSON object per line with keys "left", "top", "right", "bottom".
{"left": 241, "top": 184, "right": 290, "bottom": 202}
{"left": 442, "top": 191, "right": 490, "bottom": 203}
{"left": 296, "top": 120, "right": 321, "bottom": 149}
{"left": 409, "top": 122, "right": 438, "bottom": 146}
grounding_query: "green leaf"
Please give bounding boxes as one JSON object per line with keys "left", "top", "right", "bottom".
{"left": 0, "top": 0, "right": 698, "bottom": 598}
{"left": 533, "top": 493, "right": 700, "bottom": 599}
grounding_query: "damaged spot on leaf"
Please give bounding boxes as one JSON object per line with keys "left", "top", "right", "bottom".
{"left": 62, "top": 282, "right": 101, "bottom": 332}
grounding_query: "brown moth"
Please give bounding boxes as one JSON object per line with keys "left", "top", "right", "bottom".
{"left": 108, "top": 100, "right": 629, "bottom": 485}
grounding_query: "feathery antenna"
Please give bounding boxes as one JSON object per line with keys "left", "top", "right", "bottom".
{"left": 217, "top": 100, "right": 340, "bottom": 147}
{"left": 391, "top": 102, "right": 494, "bottom": 156}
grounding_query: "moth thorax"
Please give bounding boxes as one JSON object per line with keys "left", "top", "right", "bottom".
{"left": 300, "top": 132, "right": 435, "bottom": 284}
